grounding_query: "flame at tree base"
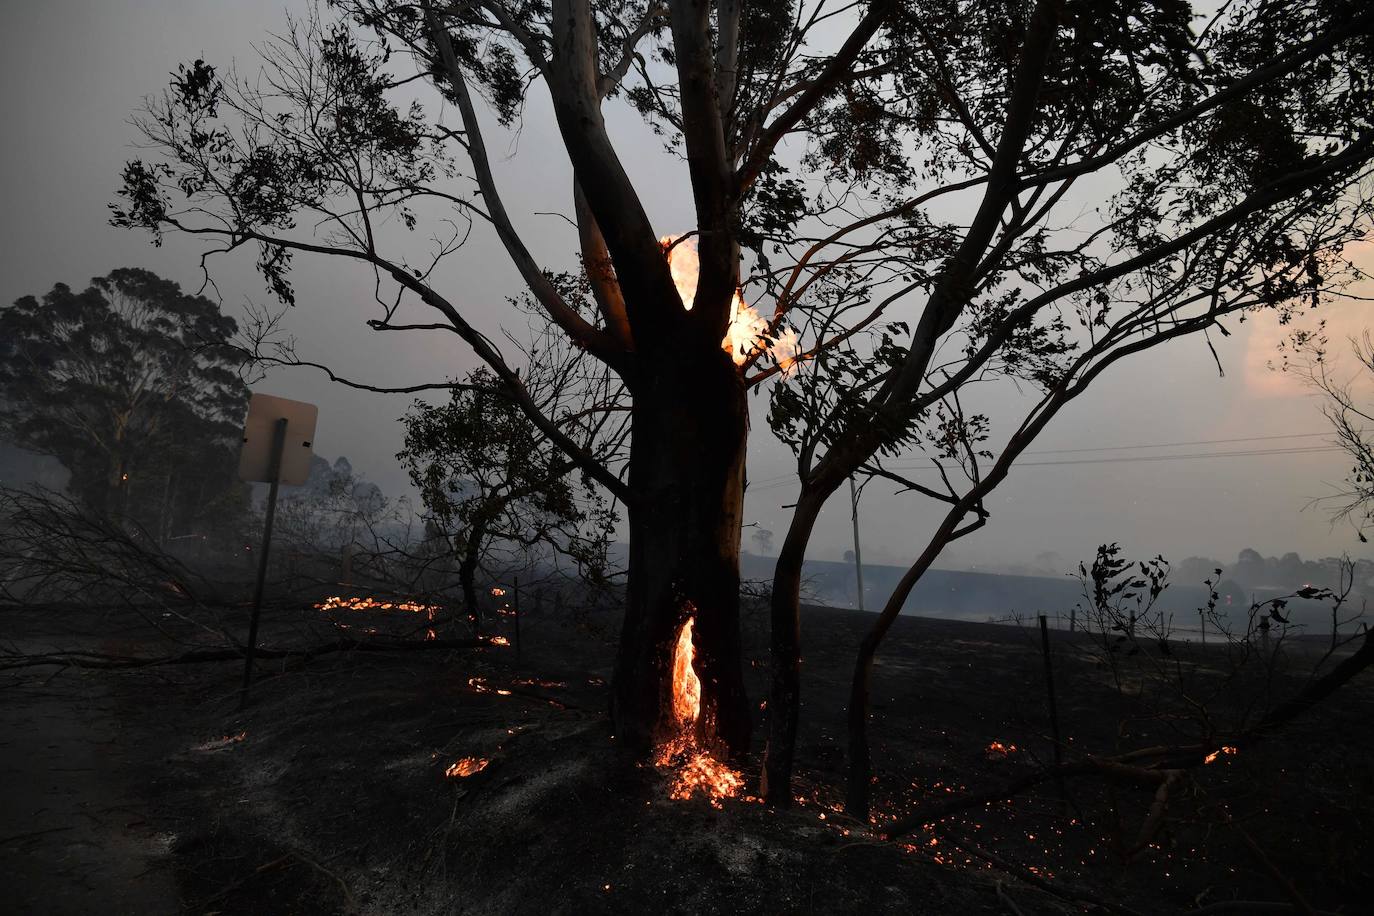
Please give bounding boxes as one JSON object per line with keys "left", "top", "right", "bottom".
{"left": 653, "top": 616, "right": 744, "bottom": 808}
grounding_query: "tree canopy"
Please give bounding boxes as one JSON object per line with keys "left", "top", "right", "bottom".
{"left": 111, "top": 0, "right": 1374, "bottom": 808}
{"left": 0, "top": 268, "right": 249, "bottom": 531}
{"left": 400, "top": 366, "right": 617, "bottom": 619}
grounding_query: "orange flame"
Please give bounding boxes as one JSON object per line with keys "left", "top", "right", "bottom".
{"left": 671, "top": 617, "right": 702, "bottom": 727}
{"left": 654, "top": 613, "right": 743, "bottom": 808}
{"left": 1204, "top": 745, "right": 1238, "bottom": 765}
{"left": 661, "top": 235, "right": 800, "bottom": 372}
{"left": 445, "top": 756, "right": 489, "bottom": 778}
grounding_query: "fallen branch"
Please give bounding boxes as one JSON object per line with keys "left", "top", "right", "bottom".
{"left": 0, "top": 635, "right": 492, "bottom": 671}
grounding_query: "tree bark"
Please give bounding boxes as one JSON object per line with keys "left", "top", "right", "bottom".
{"left": 761, "top": 491, "right": 825, "bottom": 804}
{"left": 458, "top": 517, "right": 488, "bottom": 636}
{"left": 612, "top": 346, "right": 752, "bottom": 758}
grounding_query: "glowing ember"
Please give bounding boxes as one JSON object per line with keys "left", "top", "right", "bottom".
{"left": 1204, "top": 745, "right": 1238, "bottom": 765}
{"left": 490, "top": 587, "right": 506, "bottom": 597}
{"left": 315, "top": 595, "right": 440, "bottom": 615}
{"left": 193, "top": 731, "right": 247, "bottom": 752}
{"left": 985, "top": 741, "right": 1019, "bottom": 757}
{"left": 468, "top": 676, "right": 512, "bottom": 697}
{"left": 513, "top": 677, "right": 566, "bottom": 688}
{"left": 666, "top": 751, "right": 745, "bottom": 804}
{"left": 445, "top": 756, "right": 489, "bottom": 778}
{"left": 653, "top": 614, "right": 743, "bottom": 808}
{"left": 488, "top": 635, "right": 511, "bottom": 647}
{"left": 661, "top": 235, "right": 799, "bottom": 371}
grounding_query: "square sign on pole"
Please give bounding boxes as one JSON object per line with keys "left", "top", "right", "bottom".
{"left": 237, "top": 392, "right": 318, "bottom": 707}
{"left": 238, "top": 393, "right": 318, "bottom": 485}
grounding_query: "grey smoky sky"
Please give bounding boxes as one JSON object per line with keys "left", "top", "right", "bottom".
{"left": 3, "top": 1, "right": 1371, "bottom": 576}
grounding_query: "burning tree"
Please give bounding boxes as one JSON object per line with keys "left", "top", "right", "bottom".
{"left": 111, "top": 0, "right": 1374, "bottom": 807}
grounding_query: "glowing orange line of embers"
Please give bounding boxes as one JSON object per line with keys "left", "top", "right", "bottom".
{"left": 314, "top": 595, "right": 441, "bottom": 615}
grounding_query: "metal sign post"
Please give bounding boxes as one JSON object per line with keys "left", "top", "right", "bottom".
{"left": 236, "top": 393, "right": 319, "bottom": 708}
{"left": 241, "top": 417, "right": 287, "bottom": 706}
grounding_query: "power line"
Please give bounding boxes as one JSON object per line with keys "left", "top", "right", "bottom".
{"left": 747, "top": 443, "right": 1346, "bottom": 492}
{"left": 746, "top": 431, "right": 1334, "bottom": 488}
{"left": 954, "top": 444, "right": 1344, "bottom": 470}
{"left": 1018, "top": 430, "right": 1332, "bottom": 455}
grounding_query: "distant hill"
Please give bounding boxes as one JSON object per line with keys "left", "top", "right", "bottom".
{"left": 738, "top": 553, "right": 1338, "bottom": 633}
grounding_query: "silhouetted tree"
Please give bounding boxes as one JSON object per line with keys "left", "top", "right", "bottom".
{"left": 1301, "top": 330, "right": 1374, "bottom": 540}
{"left": 109, "top": 0, "right": 1374, "bottom": 806}
{"left": 400, "top": 367, "right": 617, "bottom": 628}
{"left": 0, "top": 269, "right": 249, "bottom": 530}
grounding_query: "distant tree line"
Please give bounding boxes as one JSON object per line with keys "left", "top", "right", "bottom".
{"left": 0, "top": 268, "right": 251, "bottom": 544}
{"left": 1176, "top": 549, "right": 1372, "bottom": 600}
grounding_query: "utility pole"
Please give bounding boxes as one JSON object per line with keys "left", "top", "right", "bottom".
{"left": 848, "top": 475, "right": 865, "bottom": 611}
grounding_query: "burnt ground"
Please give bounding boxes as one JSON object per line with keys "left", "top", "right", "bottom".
{"left": 1, "top": 597, "right": 1371, "bottom": 915}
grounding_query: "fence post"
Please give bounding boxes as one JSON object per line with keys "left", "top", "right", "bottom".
{"left": 1039, "top": 614, "right": 1067, "bottom": 810}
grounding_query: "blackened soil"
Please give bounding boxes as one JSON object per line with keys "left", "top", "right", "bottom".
{"left": 1, "top": 599, "right": 1370, "bottom": 915}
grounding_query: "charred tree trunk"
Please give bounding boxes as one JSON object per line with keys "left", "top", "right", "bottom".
{"left": 845, "top": 628, "right": 882, "bottom": 818}
{"left": 613, "top": 347, "right": 752, "bottom": 758}
{"left": 458, "top": 518, "right": 488, "bottom": 635}
{"left": 761, "top": 491, "right": 825, "bottom": 804}
{"left": 105, "top": 456, "right": 129, "bottom": 520}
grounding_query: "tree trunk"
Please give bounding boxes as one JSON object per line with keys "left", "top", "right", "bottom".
{"left": 844, "top": 627, "right": 882, "bottom": 818}
{"left": 612, "top": 348, "right": 752, "bottom": 758}
{"left": 458, "top": 518, "right": 488, "bottom": 637}
{"left": 761, "top": 491, "right": 825, "bottom": 805}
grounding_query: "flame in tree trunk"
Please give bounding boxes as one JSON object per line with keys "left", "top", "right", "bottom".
{"left": 654, "top": 613, "right": 744, "bottom": 807}
{"left": 661, "top": 236, "right": 800, "bottom": 373}
{"left": 671, "top": 617, "right": 702, "bottom": 726}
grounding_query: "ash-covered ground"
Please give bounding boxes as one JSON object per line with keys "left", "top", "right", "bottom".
{"left": 2, "top": 597, "right": 1370, "bottom": 914}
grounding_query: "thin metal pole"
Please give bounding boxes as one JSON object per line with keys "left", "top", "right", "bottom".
{"left": 513, "top": 575, "right": 521, "bottom": 656}
{"left": 848, "top": 475, "right": 865, "bottom": 611}
{"left": 241, "top": 417, "right": 288, "bottom": 708}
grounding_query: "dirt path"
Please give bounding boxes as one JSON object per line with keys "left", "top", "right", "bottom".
{"left": 0, "top": 670, "right": 181, "bottom": 914}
